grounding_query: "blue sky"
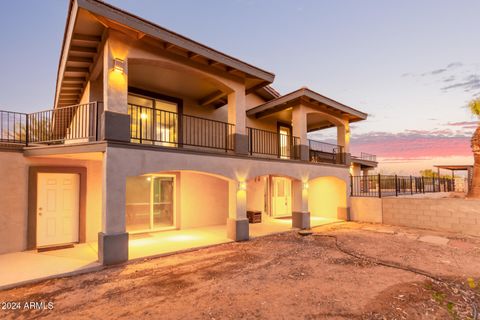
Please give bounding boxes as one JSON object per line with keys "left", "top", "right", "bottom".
{"left": 0, "top": 0, "right": 478, "bottom": 172}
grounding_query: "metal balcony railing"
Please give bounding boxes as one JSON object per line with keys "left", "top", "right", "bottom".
{"left": 308, "top": 139, "right": 345, "bottom": 164}
{"left": 247, "top": 127, "right": 300, "bottom": 159}
{"left": 128, "top": 104, "right": 235, "bottom": 151}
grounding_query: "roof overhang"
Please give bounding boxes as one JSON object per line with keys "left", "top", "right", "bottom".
{"left": 246, "top": 87, "right": 368, "bottom": 124}
{"left": 434, "top": 165, "right": 473, "bottom": 171}
{"left": 54, "top": 0, "right": 275, "bottom": 108}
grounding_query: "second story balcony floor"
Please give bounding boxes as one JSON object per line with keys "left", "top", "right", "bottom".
{"left": 0, "top": 95, "right": 371, "bottom": 168}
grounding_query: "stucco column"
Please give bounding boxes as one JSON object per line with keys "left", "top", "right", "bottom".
{"left": 337, "top": 121, "right": 351, "bottom": 165}
{"left": 98, "top": 148, "right": 128, "bottom": 265}
{"left": 228, "top": 89, "right": 248, "bottom": 154}
{"left": 292, "top": 105, "right": 309, "bottom": 161}
{"left": 226, "top": 180, "right": 249, "bottom": 241}
{"left": 100, "top": 31, "right": 131, "bottom": 142}
{"left": 292, "top": 180, "right": 310, "bottom": 229}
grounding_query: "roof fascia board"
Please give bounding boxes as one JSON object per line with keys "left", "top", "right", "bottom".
{"left": 247, "top": 88, "right": 367, "bottom": 120}
{"left": 77, "top": 0, "right": 274, "bottom": 82}
{"left": 54, "top": 0, "right": 80, "bottom": 108}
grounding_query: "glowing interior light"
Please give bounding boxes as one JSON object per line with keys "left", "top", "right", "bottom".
{"left": 140, "top": 113, "right": 148, "bottom": 120}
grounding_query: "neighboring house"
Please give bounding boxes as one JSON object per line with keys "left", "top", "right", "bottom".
{"left": 0, "top": 0, "right": 375, "bottom": 265}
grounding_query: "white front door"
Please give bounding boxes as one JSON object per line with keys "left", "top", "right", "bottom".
{"left": 37, "top": 173, "right": 80, "bottom": 247}
{"left": 272, "top": 177, "right": 291, "bottom": 217}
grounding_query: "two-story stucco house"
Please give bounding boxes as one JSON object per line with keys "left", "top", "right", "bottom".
{"left": 0, "top": 0, "right": 377, "bottom": 266}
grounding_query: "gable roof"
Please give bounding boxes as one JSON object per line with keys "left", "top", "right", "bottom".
{"left": 246, "top": 87, "right": 368, "bottom": 122}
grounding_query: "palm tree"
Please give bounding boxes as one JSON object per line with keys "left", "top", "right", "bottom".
{"left": 468, "top": 98, "right": 480, "bottom": 198}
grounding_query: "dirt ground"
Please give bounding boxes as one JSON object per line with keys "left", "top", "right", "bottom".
{"left": 1, "top": 222, "right": 480, "bottom": 320}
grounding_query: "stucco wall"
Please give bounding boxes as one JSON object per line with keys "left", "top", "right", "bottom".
{"left": 351, "top": 196, "right": 480, "bottom": 236}
{"left": 308, "top": 176, "right": 347, "bottom": 219}
{"left": 350, "top": 197, "right": 383, "bottom": 223}
{"left": 246, "top": 176, "right": 266, "bottom": 213}
{"left": 0, "top": 151, "right": 103, "bottom": 254}
{"left": 179, "top": 171, "right": 228, "bottom": 228}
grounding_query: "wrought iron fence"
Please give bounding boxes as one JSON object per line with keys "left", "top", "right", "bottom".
{"left": 359, "top": 152, "right": 376, "bottom": 162}
{"left": 128, "top": 104, "right": 235, "bottom": 151}
{"left": 0, "top": 110, "right": 28, "bottom": 148}
{"left": 308, "top": 139, "right": 345, "bottom": 164}
{"left": 351, "top": 174, "right": 455, "bottom": 198}
{"left": 28, "top": 102, "right": 99, "bottom": 144}
{"left": 247, "top": 127, "right": 300, "bottom": 159}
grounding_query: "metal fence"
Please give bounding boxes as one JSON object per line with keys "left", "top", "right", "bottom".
{"left": 28, "top": 102, "right": 98, "bottom": 144}
{"left": 308, "top": 139, "right": 345, "bottom": 164}
{"left": 351, "top": 174, "right": 455, "bottom": 197}
{"left": 247, "top": 127, "right": 300, "bottom": 159}
{"left": 128, "top": 104, "right": 235, "bottom": 151}
{"left": 0, "top": 110, "right": 28, "bottom": 148}
{"left": 1, "top": 102, "right": 98, "bottom": 147}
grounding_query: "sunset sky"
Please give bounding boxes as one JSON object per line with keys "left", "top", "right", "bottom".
{"left": 0, "top": 0, "right": 478, "bottom": 174}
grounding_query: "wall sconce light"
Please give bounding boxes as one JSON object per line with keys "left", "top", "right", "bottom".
{"left": 302, "top": 182, "right": 309, "bottom": 190}
{"left": 113, "top": 58, "right": 125, "bottom": 74}
{"left": 146, "top": 176, "right": 151, "bottom": 182}
{"left": 238, "top": 181, "right": 247, "bottom": 191}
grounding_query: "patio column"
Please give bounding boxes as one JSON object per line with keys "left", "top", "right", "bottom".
{"left": 292, "top": 180, "right": 310, "bottom": 229}
{"left": 337, "top": 121, "right": 351, "bottom": 165}
{"left": 100, "top": 30, "right": 131, "bottom": 143}
{"left": 227, "top": 180, "right": 249, "bottom": 241}
{"left": 292, "top": 105, "right": 309, "bottom": 161}
{"left": 98, "top": 149, "right": 128, "bottom": 265}
{"left": 228, "top": 88, "right": 248, "bottom": 155}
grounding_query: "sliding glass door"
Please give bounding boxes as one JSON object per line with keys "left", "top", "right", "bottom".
{"left": 126, "top": 175, "right": 175, "bottom": 233}
{"left": 127, "top": 93, "right": 179, "bottom": 146}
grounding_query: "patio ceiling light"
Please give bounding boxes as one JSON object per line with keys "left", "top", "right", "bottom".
{"left": 238, "top": 181, "right": 247, "bottom": 191}
{"left": 113, "top": 58, "right": 125, "bottom": 74}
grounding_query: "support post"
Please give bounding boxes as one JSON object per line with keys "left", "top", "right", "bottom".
{"left": 292, "top": 180, "right": 310, "bottom": 229}
{"left": 410, "top": 175, "right": 413, "bottom": 195}
{"left": 378, "top": 174, "right": 382, "bottom": 198}
{"left": 395, "top": 174, "right": 398, "bottom": 197}
{"left": 227, "top": 180, "right": 249, "bottom": 241}
{"left": 98, "top": 149, "right": 128, "bottom": 265}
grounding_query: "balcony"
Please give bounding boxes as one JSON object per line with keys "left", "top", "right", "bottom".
{"left": 0, "top": 102, "right": 350, "bottom": 166}
{"left": 247, "top": 127, "right": 300, "bottom": 160}
{"left": 128, "top": 104, "right": 235, "bottom": 152}
{"left": 308, "top": 140, "right": 345, "bottom": 164}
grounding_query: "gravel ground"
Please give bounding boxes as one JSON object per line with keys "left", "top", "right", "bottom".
{"left": 1, "top": 222, "right": 479, "bottom": 320}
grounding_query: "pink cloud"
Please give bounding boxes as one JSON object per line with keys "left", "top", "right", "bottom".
{"left": 350, "top": 131, "right": 472, "bottom": 159}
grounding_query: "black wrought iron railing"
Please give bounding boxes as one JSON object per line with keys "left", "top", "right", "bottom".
{"left": 247, "top": 127, "right": 300, "bottom": 159}
{"left": 28, "top": 102, "right": 99, "bottom": 144}
{"left": 0, "top": 102, "right": 99, "bottom": 147}
{"left": 128, "top": 104, "right": 235, "bottom": 151}
{"left": 358, "top": 152, "right": 376, "bottom": 162}
{"left": 351, "top": 174, "right": 455, "bottom": 198}
{"left": 308, "top": 139, "right": 345, "bottom": 164}
{"left": 0, "top": 110, "right": 28, "bottom": 148}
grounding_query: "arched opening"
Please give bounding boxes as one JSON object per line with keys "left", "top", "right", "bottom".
{"left": 246, "top": 174, "right": 302, "bottom": 236}
{"left": 125, "top": 169, "right": 233, "bottom": 259}
{"left": 126, "top": 58, "right": 237, "bottom": 152}
{"left": 308, "top": 176, "right": 347, "bottom": 225}
{"left": 307, "top": 112, "right": 347, "bottom": 164}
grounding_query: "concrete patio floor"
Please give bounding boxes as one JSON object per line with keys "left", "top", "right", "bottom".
{"left": 0, "top": 216, "right": 340, "bottom": 290}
